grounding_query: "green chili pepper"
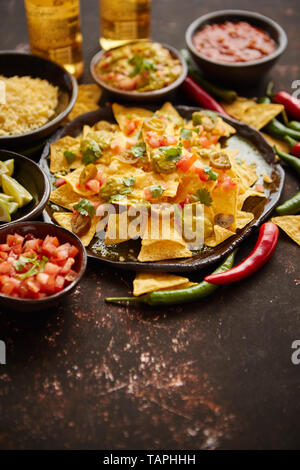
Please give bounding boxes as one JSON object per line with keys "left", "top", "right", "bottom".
{"left": 265, "top": 119, "right": 300, "bottom": 141}
{"left": 284, "top": 135, "right": 298, "bottom": 148}
{"left": 288, "top": 121, "right": 300, "bottom": 132}
{"left": 257, "top": 97, "right": 271, "bottom": 104}
{"left": 276, "top": 192, "right": 300, "bottom": 215}
{"left": 274, "top": 146, "right": 300, "bottom": 178}
{"left": 106, "top": 250, "right": 237, "bottom": 307}
{"left": 180, "top": 49, "right": 237, "bottom": 103}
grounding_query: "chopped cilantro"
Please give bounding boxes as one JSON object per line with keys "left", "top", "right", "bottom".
{"left": 14, "top": 255, "right": 49, "bottom": 280}
{"left": 204, "top": 166, "right": 218, "bottom": 181}
{"left": 191, "top": 188, "right": 213, "bottom": 206}
{"left": 122, "top": 177, "right": 135, "bottom": 187}
{"left": 64, "top": 150, "right": 76, "bottom": 165}
{"left": 129, "top": 54, "right": 156, "bottom": 76}
{"left": 129, "top": 142, "right": 146, "bottom": 158}
{"left": 81, "top": 139, "right": 102, "bottom": 165}
{"left": 180, "top": 128, "right": 193, "bottom": 140}
{"left": 109, "top": 194, "right": 126, "bottom": 202}
{"left": 73, "top": 198, "right": 96, "bottom": 218}
{"left": 149, "top": 185, "right": 165, "bottom": 200}
{"left": 159, "top": 145, "right": 182, "bottom": 162}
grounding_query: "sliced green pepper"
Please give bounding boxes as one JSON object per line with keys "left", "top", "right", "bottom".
{"left": 106, "top": 250, "right": 237, "bottom": 306}
{"left": 276, "top": 192, "right": 300, "bottom": 215}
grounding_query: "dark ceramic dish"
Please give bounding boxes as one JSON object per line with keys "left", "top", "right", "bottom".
{"left": 0, "top": 221, "right": 87, "bottom": 311}
{"left": 185, "top": 10, "right": 288, "bottom": 86}
{"left": 0, "top": 149, "right": 50, "bottom": 227}
{"left": 0, "top": 51, "right": 78, "bottom": 150}
{"left": 40, "top": 105, "right": 284, "bottom": 272}
{"left": 90, "top": 42, "right": 187, "bottom": 103}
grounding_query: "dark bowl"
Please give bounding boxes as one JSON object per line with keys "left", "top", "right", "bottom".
{"left": 185, "top": 10, "right": 288, "bottom": 87}
{"left": 0, "top": 149, "right": 50, "bottom": 227}
{"left": 0, "top": 221, "right": 87, "bottom": 311}
{"left": 90, "top": 42, "right": 187, "bottom": 103}
{"left": 0, "top": 51, "right": 78, "bottom": 150}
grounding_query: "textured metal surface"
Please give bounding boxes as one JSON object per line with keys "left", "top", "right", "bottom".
{"left": 0, "top": 0, "right": 299, "bottom": 450}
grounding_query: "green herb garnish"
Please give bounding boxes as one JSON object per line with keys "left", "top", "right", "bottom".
{"left": 81, "top": 139, "right": 102, "bottom": 165}
{"left": 191, "top": 188, "right": 213, "bottom": 206}
{"left": 159, "top": 145, "right": 182, "bottom": 162}
{"left": 129, "top": 54, "right": 156, "bottom": 76}
{"left": 149, "top": 185, "right": 165, "bottom": 200}
{"left": 14, "top": 255, "right": 49, "bottom": 280}
{"left": 129, "top": 142, "right": 146, "bottom": 158}
{"left": 73, "top": 198, "right": 96, "bottom": 218}
{"left": 64, "top": 150, "right": 76, "bottom": 165}
{"left": 122, "top": 177, "right": 135, "bottom": 187}
{"left": 204, "top": 166, "right": 219, "bottom": 181}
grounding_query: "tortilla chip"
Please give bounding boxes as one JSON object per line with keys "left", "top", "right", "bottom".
{"left": 138, "top": 239, "right": 192, "bottom": 262}
{"left": 211, "top": 183, "right": 238, "bottom": 230}
{"left": 205, "top": 225, "right": 235, "bottom": 247}
{"left": 133, "top": 272, "right": 190, "bottom": 296}
{"left": 236, "top": 210, "right": 254, "bottom": 229}
{"left": 222, "top": 121, "right": 236, "bottom": 137}
{"left": 157, "top": 102, "right": 183, "bottom": 126}
{"left": 222, "top": 97, "right": 284, "bottom": 130}
{"left": 261, "top": 132, "right": 290, "bottom": 154}
{"left": 112, "top": 103, "right": 152, "bottom": 134}
{"left": 61, "top": 166, "right": 102, "bottom": 197}
{"left": 50, "top": 183, "right": 83, "bottom": 210}
{"left": 230, "top": 157, "right": 258, "bottom": 188}
{"left": 105, "top": 212, "right": 131, "bottom": 245}
{"left": 237, "top": 188, "right": 266, "bottom": 211}
{"left": 66, "top": 84, "right": 102, "bottom": 123}
{"left": 52, "top": 212, "right": 99, "bottom": 246}
{"left": 50, "top": 136, "right": 82, "bottom": 173}
{"left": 271, "top": 216, "right": 300, "bottom": 246}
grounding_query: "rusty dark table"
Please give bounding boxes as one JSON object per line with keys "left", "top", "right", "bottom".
{"left": 0, "top": 0, "right": 299, "bottom": 450}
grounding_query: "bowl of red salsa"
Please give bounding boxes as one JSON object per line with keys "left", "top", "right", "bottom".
{"left": 185, "top": 10, "right": 287, "bottom": 86}
{"left": 0, "top": 221, "right": 87, "bottom": 311}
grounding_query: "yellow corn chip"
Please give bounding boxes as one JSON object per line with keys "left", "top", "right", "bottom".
{"left": 271, "top": 216, "right": 300, "bottom": 246}
{"left": 237, "top": 188, "right": 266, "bottom": 211}
{"left": 205, "top": 225, "right": 235, "bottom": 247}
{"left": 223, "top": 97, "right": 284, "bottom": 130}
{"left": 52, "top": 212, "right": 99, "bottom": 246}
{"left": 50, "top": 136, "right": 82, "bottom": 173}
{"left": 236, "top": 210, "right": 254, "bottom": 229}
{"left": 138, "top": 239, "right": 192, "bottom": 262}
{"left": 112, "top": 103, "right": 152, "bottom": 134}
{"left": 50, "top": 182, "right": 83, "bottom": 210}
{"left": 261, "top": 132, "right": 290, "bottom": 154}
{"left": 133, "top": 272, "right": 190, "bottom": 296}
{"left": 66, "top": 84, "right": 102, "bottom": 122}
{"left": 157, "top": 102, "right": 184, "bottom": 125}
{"left": 105, "top": 212, "right": 131, "bottom": 245}
{"left": 230, "top": 156, "right": 258, "bottom": 188}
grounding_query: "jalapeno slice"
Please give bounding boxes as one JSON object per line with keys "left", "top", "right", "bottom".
{"left": 143, "top": 116, "right": 166, "bottom": 134}
{"left": 79, "top": 163, "right": 97, "bottom": 185}
{"left": 214, "top": 213, "right": 234, "bottom": 228}
{"left": 210, "top": 152, "right": 231, "bottom": 170}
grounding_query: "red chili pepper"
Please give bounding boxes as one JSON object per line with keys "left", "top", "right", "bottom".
{"left": 274, "top": 91, "right": 300, "bottom": 120}
{"left": 291, "top": 142, "right": 300, "bottom": 158}
{"left": 204, "top": 222, "right": 279, "bottom": 285}
{"left": 181, "top": 75, "right": 230, "bottom": 118}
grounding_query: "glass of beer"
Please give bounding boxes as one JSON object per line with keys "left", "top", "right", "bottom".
{"left": 99, "top": 0, "right": 151, "bottom": 50}
{"left": 24, "top": 0, "right": 84, "bottom": 79}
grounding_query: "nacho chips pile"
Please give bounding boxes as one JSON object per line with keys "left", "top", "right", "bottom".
{"left": 49, "top": 102, "right": 267, "bottom": 261}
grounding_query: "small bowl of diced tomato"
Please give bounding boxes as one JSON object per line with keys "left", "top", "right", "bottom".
{"left": 0, "top": 221, "right": 87, "bottom": 311}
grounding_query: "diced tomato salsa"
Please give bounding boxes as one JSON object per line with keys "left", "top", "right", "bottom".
{"left": 0, "top": 233, "right": 79, "bottom": 299}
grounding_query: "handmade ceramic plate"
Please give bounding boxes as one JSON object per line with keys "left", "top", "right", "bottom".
{"left": 40, "top": 106, "right": 284, "bottom": 272}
